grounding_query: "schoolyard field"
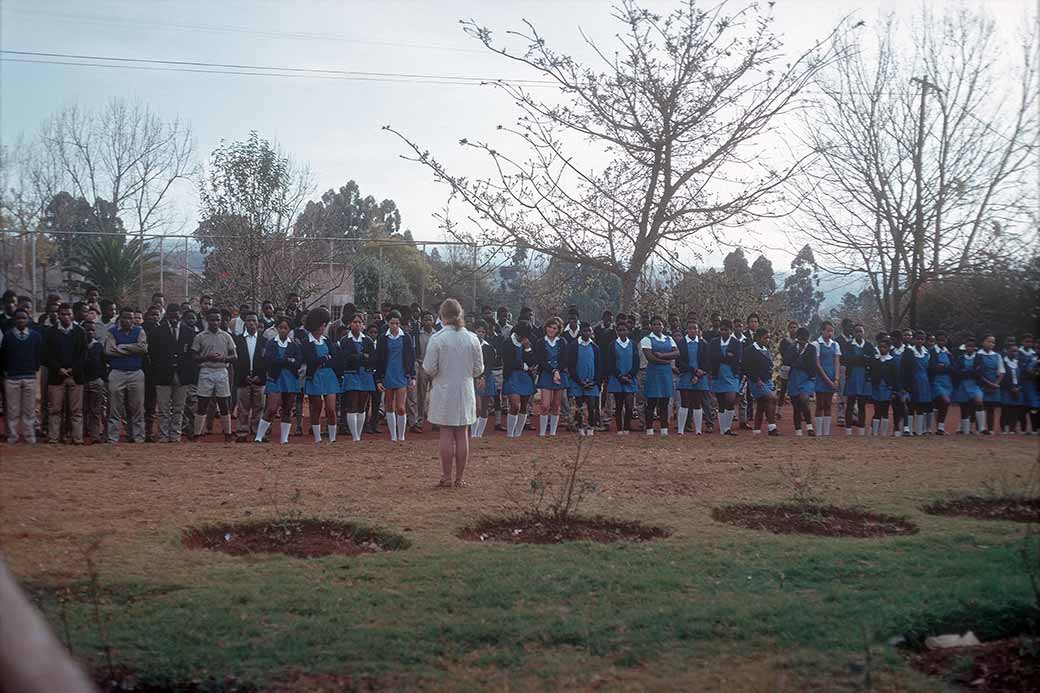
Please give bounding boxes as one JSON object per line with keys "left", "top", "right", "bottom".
{"left": 2, "top": 431, "right": 1037, "bottom": 692}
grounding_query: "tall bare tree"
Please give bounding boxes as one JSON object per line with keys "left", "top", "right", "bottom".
{"left": 388, "top": 0, "right": 844, "bottom": 310}
{"left": 791, "top": 6, "right": 1038, "bottom": 330}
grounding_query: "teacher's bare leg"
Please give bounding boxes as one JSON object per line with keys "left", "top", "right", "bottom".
{"left": 452, "top": 425, "right": 469, "bottom": 485}
{"left": 438, "top": 425, "right": 454, "bottom": 486}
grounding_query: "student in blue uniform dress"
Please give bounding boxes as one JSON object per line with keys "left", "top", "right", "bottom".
{"left": 777, "top": 320, "right": 799, "bottom": 420}
{"left": 741, "top": 327, "right": 780, "bottom": 436}
{"left": 707, "top": 319, "right": 743, "bottom": 436}
{"left": 676, "top": 319, "right": 710, "bottom": 435}
{"left": 928, "top": 331, "right": 954, "bottom": 435}
{"left": 952, "top": 335, "right": 986, "bottom": 434}
{"left": 977, "top": 333, "right": 1004, "bottom": 435}
{"left": 472, "top": 321, "right": 499, "bottom": 438}
{"left": 813, "top": 320, "right": 841, "bottom": 436}
{"left": 868, "top": 336, "right": 898, "bottom": 436}
{"left": 502, "top": 321, "right": 536, "bottom": 438}
{"left": 1001, "top": 339, "right": 1025, "bottom": 434}
{"left": 640, "top": 316, "right": 679, "bottom": 436}
{"left": 604, "top": 320, "right": 639, "bottom": 435}
{"left": 339, "top": 313, "right": 376, "bottom": 442}
{"left": 900, "top": 330, "right": 933, "bottom": 436}
{"left": 374, "top": 310, "right": 416, "bottom": 443}
{"left": 300, "top": 308, "right": 340, "bottom": 444}
{"left": 840, "top": 324, "right": 874, "bottom": 435}
{"left": 1020, "top": 333, "right": 1039, "bottom": 433}
{"left": 535, "top": 317, "right": 568, "bottom": 437}
{"left": 255, "top": 317, "right": 299, "bottom": 444}
{"left": 786, "top": 327, "right": 817, "bottom": 436}
{"left": 566, "top": 323, "right": 601, "bottom": 436}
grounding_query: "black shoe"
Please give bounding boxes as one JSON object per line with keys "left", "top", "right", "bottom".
{"left": 807, "top": 429, "right": 816, "bottom": 437}
{"left": 495, "top": 424, "right": 507, "bottom": 432}
{"left": 935, "top": 430, "right": 946, "bottom": 436}
{"left": 981, "top": 430, "right": 993, "bottom": 436}
{"left": 768, "top": 429, "right": 781, "bottom": 436}
{"left": 723, "top": 430, "right": 738, "bottom": 436}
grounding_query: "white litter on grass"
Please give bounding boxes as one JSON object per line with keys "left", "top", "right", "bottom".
{"left": 924, "top": 631, "right": 981, "bottom": 650}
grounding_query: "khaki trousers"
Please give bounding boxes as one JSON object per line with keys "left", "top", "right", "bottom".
{"left": 3, "top": 378, "right": 36, "bottom": 443}
{"left": 107, "top": 369, "right": 145, "bottom": 443}
{"left": 47, "top": 377, "right": 83, "bottom": 443}
{"left": 156, "top": 378, "right": 189, "bottom": 442}
{"left": 236, "top": 384, "right": 265, "bottom": 437}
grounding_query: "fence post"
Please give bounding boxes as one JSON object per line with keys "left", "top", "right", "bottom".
{"left": 31, "top": 229, "right": 37, "bottom": 307}
{"left": 159, "top": 236, "right": 164, "bottom": 297}
{"left": 183, "top": 237, "right": 189, "bottom": 301}
{"left": 471, "top": 243, "right": 477, "bottom": 315}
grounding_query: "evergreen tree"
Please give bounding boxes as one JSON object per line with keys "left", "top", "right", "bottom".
{"left": 783, "top": 245, "right": 823, "bottom": 328}
{"left": 750, "top": 255, "right": 776, "bottom": 300}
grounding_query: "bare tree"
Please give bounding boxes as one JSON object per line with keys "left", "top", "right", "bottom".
{"left": 791, "top": 7, "right": 1038, "bottom": 330}
{"left": 387, "top": 0, "right": 844, "bottom": 311}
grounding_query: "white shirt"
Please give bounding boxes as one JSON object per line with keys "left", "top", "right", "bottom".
{"left": 979, "top": 349, "right": 1006, "bottom": 374}
{"left": 639, "top": 333, "right": 676, "bottom": 350}
{"left": 244, "top": 332, "right": 258, "bottom": 364}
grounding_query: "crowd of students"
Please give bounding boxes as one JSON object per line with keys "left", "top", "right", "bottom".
{"left": 1, "top": 287, "right": 1036, "bottom": 445}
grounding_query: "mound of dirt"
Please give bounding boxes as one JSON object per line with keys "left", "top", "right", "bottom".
{"left": 923, "top": 496, "right": 1040, "bottom": 523}
{"left": 182, "top": 518, "right": 408, "bottom": 558}
{"left": 911, "top": 637, "right": 1039, "bottom": 692}
{"left": 711, "top": 503, "right": 918, "bottom": 538}
{"left": 459, "top": 514, "right": 670, "bottom": 544}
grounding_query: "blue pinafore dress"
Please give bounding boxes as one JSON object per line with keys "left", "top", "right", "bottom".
{"left": 1002, "top": 357, "right": 1024, "bottom": 406}
{"left": 477, "top": 340, "right": 498, "bottom": 397}
{"left": 908, "top": 347, "right": 932, "bottom": 404}
{"left": 788, "top": 343, "right": 816, "bottom": 397}
{"left": 504, "top": 341, "right": 535, "bottom": 397}
{"left": 536, "top": 337, "right": 568, "bottom": 390}
{"left": 871, "top": 355, "right": 895, "bottom": 401}
{"left": 305, "top": 340, "right": 339, "bottom": 396}
{"left": 814, "top": 339, "right": 839, "bottom": 393}
{"left": 568, "top": 340, "right": 599, "bottom": 397}
{"left": 843, "top": 340, "right": 871, "bottom": 397}
{"left": 607, "top": 339, "right": 637, "bottom": 394}
{"left": 678, "top": 337, "right": 709, "bottom": 391}
{"left": 1021, "top": 348, "right": 1038, "bottom": 408}
{"left": 265, "top": 339, "right": 298, "bottom": 394}
{"left": 383, "top": 333, "right": 408, "bottom": 390}
{"left": 643, "top": 333, "right": 675, "bottom": 399}
{"left": 748, "top": 344, "right": 774, "bottom": 399}
{"left": 710, "top": 338, "right": 740, "bottom": 394}
{"left": 342, "top": 336, "right": 375, "bottom": 392}
{"left": 954, "top": 353, "right": 982, "bottom": 403}
{"left": 931, "top": 347, "right": 953, "bottom": 400}
{"left": 978, "top": 351, "right": 1003, "bottom": 404}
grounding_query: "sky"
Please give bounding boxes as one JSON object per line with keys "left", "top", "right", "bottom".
{"left": 0, "top": 0, "right": 1030, "bottom": 286}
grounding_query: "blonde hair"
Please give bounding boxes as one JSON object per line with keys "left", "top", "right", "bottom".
{"left": 544, "top": 316, "right": 563, "bottom": 332}
{"left": 439, "top": 298, "right": 465, "bottom": 330}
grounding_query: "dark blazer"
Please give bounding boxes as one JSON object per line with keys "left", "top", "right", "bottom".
{"left": 952, "top": 352, "right": 983, "bottom": 384}
{"left": 789, "top": 342, "right": 818, "bottom": 377}
{"left": 373, "top": 332, "right": 415, "bottom": 382}
{"left": 148, "top": 319, "right": 197, "bottom": 386}
{"left": 868, "top": 355, "right": 899, "bottom": 390}
{"left": 779, "top": 337, "right": 796, "bottom": 367}
{"left": 899, "top": 347, "right": 925, "bottom": 390}
{"left": 338, "top": 334, "right": 376, "bottom": 373}
{"left": 478, "top": 339, "right": 498, "bottom": 380}
{"left": 741, "top": 344, "right": 773, "bottom": 385}
{"left": 706, "top": 337, "right": 743, "bottom": 378}
{"left": 300, "top": 336, "right": 341, "bottom": 381}
{"left": 928, "top": 348, "right": 953, "bottom": 379}
{"left": 840, "top": 339, "right": 876, "bottom": 367}
{"left": 233, "top": 333, "right": 268, "bottom": 387}
{"left": 601, "top": 338, "right": 640, "bottom": 381}
{"left": 676, "top": 337, "right": 707, "bottom": 376}
{"left": 43, "top": 324, "right": 87, "bottom": 384}
{"left": 262, "top": 338, "right": 301, "bottom": 381}
{"left": 564, "top": 339, "right": 601, "bottom": 385}
{"left": 533, "top": 337, "right": 567, "bottom": 374}
{"left": 502, "top": 337, "right": 537, "bottom": 381}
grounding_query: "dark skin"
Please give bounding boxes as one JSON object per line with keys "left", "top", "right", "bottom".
{"left": 752, "top": 332, "right": 777, "bottom": 428}
{"left": 614, "top": 323, "right": 632, "bottom": 387}
{"left": 243, "top": 315, "right": 263, "bottom": 386}
{"left": 642, "top": 320, "right": 679, "bottom": 364}
{"left": 195, "top": 314, "right": 230, "bottom": 365}
{"left": 262, "top": 321, "right": 296, "bottom": 423}
{"left": 55, "top": 308, "right": 75, "bottom": 381}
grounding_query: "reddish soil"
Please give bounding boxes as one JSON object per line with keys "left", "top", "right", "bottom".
{"left": 923, "top": 496, "right": 1040, "bottom": 523}
{"left": 181, "top": 519, "right": 408, "bottom": 558}
{"left": 711, "top": 503, "right": 919, "bottom": 538}
{"left": 95, "top": 667, "right": 257, "bottom": 692}
{"left": 910, "top": 637, "right": 1040, "bottom": 692}
{"left": 459, "top": 514, "right": 670, "bottom": 544}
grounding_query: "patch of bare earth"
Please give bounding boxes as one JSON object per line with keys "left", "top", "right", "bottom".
{"left": 712, "top": 503, "right": 918, "bottom": 538}
{"left": 911, "top": 637, "right": 1039, "bottom": 692}
{"left": 181, "top": 519, "right": 408, "bottom": 558}
{"left": 923, "top": 496, "right": 1040, "bottom": 523}
{"left": 459, "top": 515, "right": 669, "bottom": 544}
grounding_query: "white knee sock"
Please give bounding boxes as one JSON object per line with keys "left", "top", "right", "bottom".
{"left": 975, "top": 410, "right": 986, "bottom": 432}
{"left": 396, "top": 414, "right": 407, "bottom": 441}
{"left": 539, "top": 415, "right": 548, "bottom": 436}
{"left": 814, "top": 416, "right": 822, "bottom": 434}
{"left": 221, "top": 414, "right": 233, "bottom": 437}
{"left": 327, "top": 424, "right": 337, "bottom": 443}
{"left": 279, "top": 422, "right": 291, "bottom": 444}
{"left": 387, "top": 413, "right": 398, "bottom": 441}
{"left": 507, "top": 414, "right": 517, "bottom": 437}
{"left": 477, "top": 417, "right": 488, "bottom": 437}
{"left": 357, "top": 412, "right": 366, "bottom": 438}
{"left": 880, "top": 419, "right": 889, "bottom": 436}
{"left": 693, "top": 408, "right": 703, "bottom": 434}
{"left": 345, "top": 413, "right": 357, "bottom": 441}
{"left": 914, "top": 414, "right": 923, "bottom": 435}
{"left": 255, "top": 419, "right": 271, "bottom": 442}
{"left": 823, "top": 416, "right": 831, "bottom": 436}
{"left": 312, "top": 424, "right": 322, "bottom": 443}
{"left": 549, "top": 415, "right": 559, "bottom": 435}
{"left": 194, "top": 414, "right": 206, "bottom": 437}
{"left": 516, "top": 413, "right": 527, "bottom": 437}
{"left": 677, "top": 407, "right": 689, "bottom": 435}
{"left": 871, "top": 419, "right": 879, "bottom": 435}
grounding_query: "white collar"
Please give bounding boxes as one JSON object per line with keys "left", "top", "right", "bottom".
{"left": 979, "top": 348, "right": 995, "bottom": 356}
{"left": 912, "top": 345, "right": 928, "bottom": 356}
{"left": 308, "top": 333, "right": 326, "bottom": 344}
{"left": 719, "top": 335, "right": 732, "bottom": 347}
{"left": 932, "top": 344, "right": 949, "bottom": 354}
{"left": 57, "top": 323, "right": 74, "bottom": 333}
{"left": 577, "top": 336, "right": 592, "bottom": 346}
{"left": 685, "top": 335, "right": 700, "bottom": 344}
{"left": 512, "top": 333, "right": 524, "bottom": 347}
{"left": 348, "top": 333, "right": 364, "bottom": 342}
{"left": 565, "top": 325, "right": 580, "bottom": 338}
{"left": 544, "top": 335, "right": 559, "bottom": 347}
{"left": 386, "top": 329, "right": 403, "bottom": 340}
{"left": 1004, "top": 354, "right": 1018, "bottom": 365}
{"left": 1021, "top": 347, "right": 1036, "bottom": 356}
{"left": 753, "top": 342, "right": 770, "bottom": 353}
{"left": 275, "top": 336, "right": 291, "bottom": 348}
{"left": 244, "top": 331, "right": 258, "bottom": 339}
{"left": 851, "top": 337, "right": 865, "bottom": 347}
{"left": 817, "top": 337, "right": 834, "bottom": 347}
{"left": 963, "top": 351, "right": 976, "bottom": 359}
{"left": 615, "top": 336, "right": 630, "bottom": 347}
{"left": 877, "top": 353, "right": 893, "bottom": 362}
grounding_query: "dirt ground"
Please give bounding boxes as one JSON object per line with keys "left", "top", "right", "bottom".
{"left": 1, "top": 427, "right": 1036, "bottom": 584}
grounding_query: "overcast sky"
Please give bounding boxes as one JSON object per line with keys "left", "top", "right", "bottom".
{"left": 0, "top": 0, "right": 1029, "bottom": 277}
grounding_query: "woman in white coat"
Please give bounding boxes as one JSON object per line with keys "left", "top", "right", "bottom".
{"left": 423, "top": 298, "right": 484, "bottom": 487}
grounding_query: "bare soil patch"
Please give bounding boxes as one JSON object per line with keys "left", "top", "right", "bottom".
{"left": 96, "top": 667, "right": 257, "bottom": 692}
{"left": 910, "top": 637, "right": 1039, "bottom": 692}
{"left": 459, "top": 514, "right": 670, "bottom": 544}
{"left": 923, "top": 496, "right": 1040, "bottom": 523}
{"left": 181, "top": 519, "right": 409, "bottom": 558}
{"left": 711, "top": 503, "right": 918, "bottom": 538}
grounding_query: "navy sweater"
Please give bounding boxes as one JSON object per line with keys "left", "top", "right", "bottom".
{"left": 1, "top": 328, "right": 43, "bottom": 378}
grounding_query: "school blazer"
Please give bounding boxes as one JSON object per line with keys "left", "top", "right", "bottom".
{"left": 338, "top": 335, "right": 376, "bottom": 373}
{"left": 502, "top": 339, "right": 537, "bottom": 380}
{"left": 43, "top": 324, "right": 87, "bottom": 384}
{"left": 675, "top": 338, "right": 707, "bottom": 376}
{"left": 868, "top": 356, "right": 898, "bottom": 390}
{"left": 479, "top": 340, "right": 498, "bottom": 380}
{"left": 789, "top": 342, "right": 818, "bottom": 376}
{"left": 262, "top": 338, "right": 301, "bottom": 381}
{"left": 564, "top": 340, "right": 601, "bottom": 385}
{"left": 899, "top": 348, "right": 924, "bottom": 390}
{"left": 706, "top": 337, "right": 743, "bottom": 378}
{"left": 148, "top": 320, "right": 198, "bottom": 387}
{"left": 601, "top": 340, "right": 640, "bottom": 381}
{"left": 233, "top": 334, "right": 268, "bottom": 386}
{"left": 373, "top": 333, "right": 416, "bottom": 382}
{"left": 840, "top": 340, "right": 876, "bottom": 367}
{"left": 741, "top": 345, "right": 773, "bottom": 384}
{"left": 951, "top": 353, "right": 982, "bottom": 384}
{"left": 927, "top": 349, "right": 953, "bottom": 379}
{"left": 534, "top": 338, "right": 566, "bottom": 374}
{"left": 300, "top": 338, "right": 341, "bottom": 381}
{"left": 779, "top": 337, "right": 796, "bottom": 367}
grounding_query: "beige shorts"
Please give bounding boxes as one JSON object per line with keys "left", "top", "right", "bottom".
{"left": 196, "top": 368, "right": 231, "bottom": 398}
